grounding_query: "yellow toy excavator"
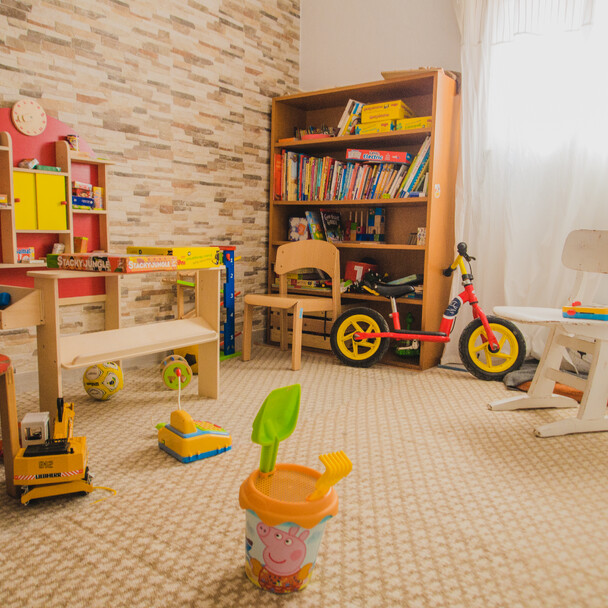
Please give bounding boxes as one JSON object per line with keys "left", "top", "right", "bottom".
{"left": 13, "top": 398, "right": 93, "bottom": 505}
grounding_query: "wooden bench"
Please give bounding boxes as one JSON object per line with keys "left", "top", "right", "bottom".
{"left": 27, "top": 267, "right": 221, "bottom": 417}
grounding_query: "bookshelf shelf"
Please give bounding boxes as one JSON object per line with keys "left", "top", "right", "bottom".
{"left": 270, "top": 286, "right": 423, "bottom": 306}
{"left": 267, "top": 72, "right": 460, "bottom": 370}
{"left": 272, "top": 240, "right": 425, "bottom": 252}
{"left": 72, "top": 208, "right": 108, "bottom": 215}
{"left": 275, "top": 129, "right": 431, "bottom": 152}
{"left": 274, "top": 197, "right": 428, "bottom": 208}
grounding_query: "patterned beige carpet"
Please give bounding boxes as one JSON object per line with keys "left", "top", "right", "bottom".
{"left": 1, "top": 345, "right": 608, "bottom": 607}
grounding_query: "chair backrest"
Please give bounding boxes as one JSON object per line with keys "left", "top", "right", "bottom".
{"left": 562, "top": 230, "right": 608, "bottom": 303}
{"left": 562, "top": 230, "right": 608, "bottom": 274}
{"left": 274, "top": 240, "right": 341, "bottom": 318}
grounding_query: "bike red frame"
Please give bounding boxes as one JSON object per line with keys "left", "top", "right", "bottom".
{"left": 354, "top": 282, "right": 501, "bottom": 350}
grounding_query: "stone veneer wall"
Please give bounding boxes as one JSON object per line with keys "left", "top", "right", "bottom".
{"left": 0, "top": 0, "right": 300, "bottom": 374}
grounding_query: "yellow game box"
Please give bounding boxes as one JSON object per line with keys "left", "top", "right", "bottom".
{"left": 126, "top": 246, "right": 222, "bottom": 269}
{"left": 395, "top": 116, "right": 433, "bottom": 131}
{"left": 47, "top": 253, "right": 178, "bottom": 273}
{"left": 361, "top": 100, "right": 413, "bottom": 124}
{"left": 355, "top": 120, "right": 395, "bottom": 135}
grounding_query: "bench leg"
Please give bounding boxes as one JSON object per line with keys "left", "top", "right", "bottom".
{"left": 242, "top": 302, "right": 253, "bottom": 362}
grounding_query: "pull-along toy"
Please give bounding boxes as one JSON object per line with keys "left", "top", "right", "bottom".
{"left": 156, "top": 365, "right": 231, "bottom": 463}
{"left": 330, "top": 241, "right": 526, "bottom": 380}
{"left": 239, "top": 384, "right": 352, "bottom": 594}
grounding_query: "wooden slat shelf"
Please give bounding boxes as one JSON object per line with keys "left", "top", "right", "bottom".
{"left": 69, "top": 153, "right": 115, "bottom": 166}
{"left": 16, "top": 229, "right": 71, "bottom": 234}
{"left": 13, "top": 167, "right": 69, "bottom": 177}
{"left": 274, "top": 197, "right": 428, "bottom": 207}
{"left": 275, "top": 129, "right": 431, "bottom": 152}
{"left": 60, "top": 317, "right": 217, "bottom": 369}
{"left": 272, "top": 240, "right": 425, "bottom": 251}
{"left": 270, "top": 286, "right": 423, "bottom": 305}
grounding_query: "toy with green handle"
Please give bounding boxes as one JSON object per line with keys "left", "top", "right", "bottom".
{"left": 251, "top": 384, "right": 300, "bottom": 474}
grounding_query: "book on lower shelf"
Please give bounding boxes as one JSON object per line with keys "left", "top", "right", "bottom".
{"left": 319, "top": 209, "right": 344, "bottom": 242}
{"left": 305, "top": 210, "right": 325, "bottom": 240}
{"left": 288, "top": 216, "right": 309, "bottom": 241}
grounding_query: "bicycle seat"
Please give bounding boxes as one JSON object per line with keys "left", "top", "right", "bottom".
{"left": 362, "top": 276, "right": 416, "bottom": 299}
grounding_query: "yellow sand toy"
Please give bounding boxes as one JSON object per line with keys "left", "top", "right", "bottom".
{"left": 155, "top": 365, "right": 231, "bottom": 463}
{"left": 13, "top": 398, "right": 93, "bottom": 505}
{"left": 156, "top": 409, "right": 232, "bottom": 463}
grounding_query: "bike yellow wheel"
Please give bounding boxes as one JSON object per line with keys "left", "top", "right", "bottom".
{"left": 458, "top": 316, "right": 526, "bottom": 381}
{"left": 330, "top": 307, "right": 390, "bottom": 368}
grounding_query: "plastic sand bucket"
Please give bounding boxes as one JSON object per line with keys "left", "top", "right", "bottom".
{"left": 239, "top": 463, "right": 339, "bottom": 594}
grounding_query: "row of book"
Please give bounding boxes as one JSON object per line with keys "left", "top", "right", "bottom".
{"left": 288, "top": 208, "right": 386, "bottom": 244}
{"left": 274, "top": 140, "right": 430, "bottom": 202}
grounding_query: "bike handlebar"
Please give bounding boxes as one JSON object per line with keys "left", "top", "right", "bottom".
{"left": 443, "top": 242, "right": 475, "bottom": 277}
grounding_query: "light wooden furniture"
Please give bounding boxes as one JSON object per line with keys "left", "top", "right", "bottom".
{"left": 242, "top": 240, "right": 341, "bottom": 370}
{"left": 28, "top": 267, "right": 221, "bottom": 417}
{"left": 0, "top": 131, "right": 112, "bottom": 267}
{"left": 268, "top": 71, "right": 460, "bottom": 369}
{"left": 489, "top": 230, "right": 608, "bottom": 437}
{"left": 0, "top": 355, "right": 19, "bottom": 498}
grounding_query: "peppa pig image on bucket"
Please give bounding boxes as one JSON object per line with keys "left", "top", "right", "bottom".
{"left": 243, "top": 511, "right": 331, "bottom": 594}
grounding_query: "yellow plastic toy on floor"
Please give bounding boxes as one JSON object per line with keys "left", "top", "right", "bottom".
{"left": 13, "top": 398, "right": 94, "bottom": 506}
{"left": 156, "top": 367, "right": 231, "bottom": 463}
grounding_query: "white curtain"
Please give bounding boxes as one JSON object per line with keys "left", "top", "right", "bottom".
{"left": 443, "top": 0, "right": 608, "bottom": 364}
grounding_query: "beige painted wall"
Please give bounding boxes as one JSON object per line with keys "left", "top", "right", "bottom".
{"left": 0, "top": 0, "right": 300, "bottom": 376}
{"left": 300, "top": 0, "right": 461, "bottom": 90}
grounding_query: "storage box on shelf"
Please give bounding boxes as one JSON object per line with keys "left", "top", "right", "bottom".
{"left": 267, "top": 71, "right": 460, "bottom": 370}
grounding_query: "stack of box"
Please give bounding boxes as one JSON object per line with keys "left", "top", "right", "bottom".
{"left": 72, "top": 181, "right": 95, "bottom": 209}
{"left": 355, "top": 100, "right": 413, "bottom": 135}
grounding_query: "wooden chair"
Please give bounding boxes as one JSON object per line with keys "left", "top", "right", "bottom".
{"left": 242, "top": 240, "right": 341, "bottom": 371}
{"left": 489, "top": 229, "right": 608, "bottom": 437}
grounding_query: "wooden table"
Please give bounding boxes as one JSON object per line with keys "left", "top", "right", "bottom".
{"left": 28, "top": 267, "right": 221, "bottom": 417}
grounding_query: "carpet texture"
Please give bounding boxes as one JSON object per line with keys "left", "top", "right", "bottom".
{"left": 1, "top": 345, "right": 607, "bottom": 607}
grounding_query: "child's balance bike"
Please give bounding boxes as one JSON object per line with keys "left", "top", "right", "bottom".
{"left": 330, "top": 242, "right": 526, "bottom": 381}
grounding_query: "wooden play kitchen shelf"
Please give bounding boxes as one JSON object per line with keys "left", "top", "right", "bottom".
{"left": 0, "top": 131, "right": 112, "bottom": 267}
{"left": 267, "top": 71, "right": 460, "bottom": 370}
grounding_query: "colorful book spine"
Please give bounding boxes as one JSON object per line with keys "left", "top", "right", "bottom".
{"left": 398, "top": 136, "right": 431, "bottom": 197}
{"left": 346, "top": 149, "right": 412, "bottom": 163}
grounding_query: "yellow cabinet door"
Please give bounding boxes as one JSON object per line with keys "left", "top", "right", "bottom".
{"left": 13, "top": 172, "right": 37, "bottom": 230}
{"left": 36, "top": 174, "right": 68, "bottom": 230}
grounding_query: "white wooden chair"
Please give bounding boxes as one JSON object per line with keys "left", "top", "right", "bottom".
{"left": 489, "top": 229, "right": 608, "bottom": 437}
{"left": 242, "top": 240, "right": 341, "bottom": 371}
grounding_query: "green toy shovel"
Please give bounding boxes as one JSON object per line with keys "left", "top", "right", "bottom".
{"left": 251, "top": 384, "right": 301, "bottom": 474}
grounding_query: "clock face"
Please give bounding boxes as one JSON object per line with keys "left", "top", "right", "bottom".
{"left": 11, "top": 99, "right": 47, "bottom": 136}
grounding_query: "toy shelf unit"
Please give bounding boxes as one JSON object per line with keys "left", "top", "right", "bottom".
{"left": 0, "top": 132, "right": 112, "bottom": 269}
{"left": 268, "top": 71, "right": 460, "bottom": 370}
{"left": 29, "top": 267, "right": 221, "bottom": 418}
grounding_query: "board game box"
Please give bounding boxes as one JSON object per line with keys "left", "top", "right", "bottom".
{"left": 126, "top": 246, "right": 222, "bottom": 269}
{"left": 47, "top": 253, "right": 179, "bottom": 273}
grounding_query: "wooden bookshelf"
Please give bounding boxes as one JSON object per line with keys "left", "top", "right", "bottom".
{"left": 267, "top": 71, "right": 460, "bottom": 370}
